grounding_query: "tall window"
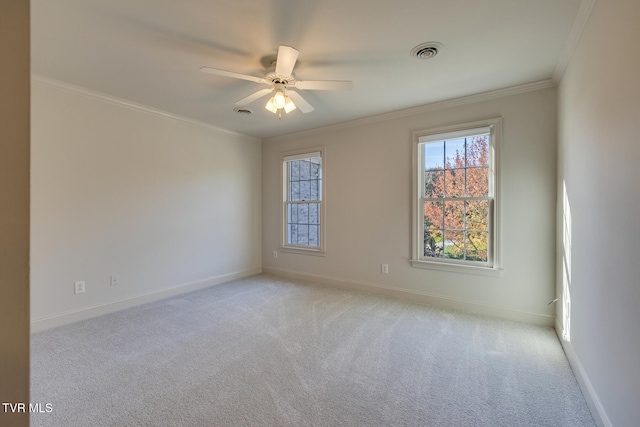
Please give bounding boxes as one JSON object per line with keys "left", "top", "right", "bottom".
{"left": 282, "top": 148, "right": 325, "bottom": 253}
{"left": 412, "top": 119, "right": 500, "bottom": 270}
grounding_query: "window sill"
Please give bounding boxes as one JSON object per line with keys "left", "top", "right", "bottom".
{"left": 280, "top": 246, "right": 326, "bottom": 257}
{"left": 410, "top": 259, "right": 503, "bottom": 277}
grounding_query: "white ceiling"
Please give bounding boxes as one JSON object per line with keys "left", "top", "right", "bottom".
{"left": 32, "top": 0, "right": 584, "bottom": 139}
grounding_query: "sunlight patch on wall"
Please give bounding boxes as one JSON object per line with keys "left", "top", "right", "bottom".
{"left": 562, "top": 181, "right": 572, "bottom": 342}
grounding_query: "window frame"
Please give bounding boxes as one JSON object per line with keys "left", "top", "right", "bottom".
{"left": 411, "top": 118, "right": 502, "bottom": 275}
{"left": 280, "top": 146, "right": 326, "bottom": 256}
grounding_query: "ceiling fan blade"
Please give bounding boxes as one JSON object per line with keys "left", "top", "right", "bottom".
{"left": 287, "top": 90, "right": 314, "bottom": 113}
{"left": 295, "top": 80, "right": 354, "bottom": 91}
{"left": 200, "top": 67, "right": 266, "bottom": 84}
{"left": 235, "top": 88, "right": 274, "bottom": 106}
{"left": 275, "top": 45, "right": 299, "bottom": 77}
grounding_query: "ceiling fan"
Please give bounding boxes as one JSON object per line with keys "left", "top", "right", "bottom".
{"left": 200, "top": 45, "right": 353, "bottom": 119}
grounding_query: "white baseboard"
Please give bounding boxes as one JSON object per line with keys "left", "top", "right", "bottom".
{"left": 263, "top": 267, "right": 554, "bottom": 327}
{"left": 31, "top": 268, "right": 262, "bottom": 333}
{"left": 555, "top": 322, "right": 611, "bottom": 427}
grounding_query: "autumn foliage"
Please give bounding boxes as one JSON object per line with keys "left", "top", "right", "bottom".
{"left": 423, "top": 135, "right": 490, "bottom": 262}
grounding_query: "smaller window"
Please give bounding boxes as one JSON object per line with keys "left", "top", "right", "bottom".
{"left": 281, "top": 148, "right": 325, "bottom": 255}
{"left": 412, "top": 119, "right": 501, "bottom": 272}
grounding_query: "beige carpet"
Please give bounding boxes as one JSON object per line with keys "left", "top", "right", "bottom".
{"left": 31, "top": 274, "right": 595, "bottom": 426}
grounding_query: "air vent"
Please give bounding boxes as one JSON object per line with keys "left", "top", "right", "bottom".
{"left": 410, "top": 42, "right": 443, "bottom": 59}
{"left": 233, "top": 107, "right": 253, "bottom": 115}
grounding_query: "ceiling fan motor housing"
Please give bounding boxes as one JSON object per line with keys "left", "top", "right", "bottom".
{"left": 264, "top": 67, "right": 295, "bottom": 86}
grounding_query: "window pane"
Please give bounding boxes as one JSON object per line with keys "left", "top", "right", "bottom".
{"left": 290, "top": 161, "right": 299, "bottom": 181}
{"left": 466, "top": 135, "right": 489, "bottom": 167}
{"left": 288, "top": 224, "right": 297, "bottom": 245}
{"left": 289, "top": 181, "right": 300, "bottom": 201}
{"left": 424, "top": 201, "right": 443, "bottom": 229}
{"left": 466, "top": 231, "right": 488, "bottom": 262}
{"left": 424, "top": 140, "right": 444, "bottom": 170}
{"left": 299, "top": 180, "right": 310, "bottom": 200}
{"left": 297, "top": 203, "right": 309, "bottom": 224}
{"left": 299, "top": 160, "right": 310, "bottom": 180}
{"left": 297, "top": 225, "right": 309, "bottom": 245}
{"left": 309, "top": 203, "right": 319, "bottom": 225}
{"left": 308, "top": 225, "right": 319, "bottom": 247}
{"left": 444, "top": 200, "right": 464, "bottom": 230}
{"left": 424, "top": 229, "right": 443, "bottom": 258}
{"left": 310, "top": 161, "right": 320, "bottom": 179}
{"left": 465, "top": 200, "right": 489, "bottom": 231}
{"left": 443, "top": 230, "right": 464, "bottom": 259}
{"left": 466, "top": 167, "right": 489, "bottom": 197}
{"left": 445, "top": 138, "right": 465, "bottom": 169}
{"left": 444, "top": 169, "right": 464, "bottom": 198}
{"left": 310, "top": 179, "right": 319, "bottom": 200}
{"left": 288, "top": 203, "right": 297, "bottom": 223}
{"left": 425, "top": 170, "right": 444, "bottom": 198}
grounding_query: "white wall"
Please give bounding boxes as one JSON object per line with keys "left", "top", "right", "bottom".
{"left": 31, "top": 79, "right": 262, "bottom": 330}
{"left": 263, "top": 86, "right": 558, "bottom": 325}
{"left": 0, "top": 1, "right": 30, "bottom": 425}
{"left": 557, "top": 0, "right": 640, "bottom": 425}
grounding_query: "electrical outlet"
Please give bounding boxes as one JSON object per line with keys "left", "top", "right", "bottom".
{"left": 381, "top": 264, "right": 389, "bottom": 274}
{"left": 110, "top": 274, "right": 119, "bottom": 286}
{"left": 74, "top": 281, "right": 85, "bottom": 294}
{"left": 273, "top": 251, "right": 278, "bottom": 259}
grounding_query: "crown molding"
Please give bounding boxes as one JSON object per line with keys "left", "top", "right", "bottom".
{"left": 264, "top": 79, "right": 555, "bottom": 142}
{"left": 33, "top": 73, "right": 557, "bottom": 144}
{"left": 31, "top": 74, "right": 259, "bottom": 141}
{"left": 552, "top": 0, "right": 597, "bottom": 83}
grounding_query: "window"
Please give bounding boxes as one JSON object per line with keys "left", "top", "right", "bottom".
{"left": 412, "top": 119, "right": 501, "bottom": 272}
{"left": 281, "top": 148, "right": 325, "bottom": 255}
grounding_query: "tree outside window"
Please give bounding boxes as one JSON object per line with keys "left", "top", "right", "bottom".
{"left": 422, "top": 134, "right": 490, "bottom": 262}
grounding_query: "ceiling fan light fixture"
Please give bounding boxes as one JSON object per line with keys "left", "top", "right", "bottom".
{"left": 265, "top": 97, "right": 278, "bottom": 113}
{"left": 273, "top": 90, "right": 286, "bottom": 109}
{"left": 266, "top": 87, "right": 296, "bottom": 116}
{"left": 284, "top": 96, "right": 296, "bottom": 113}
